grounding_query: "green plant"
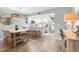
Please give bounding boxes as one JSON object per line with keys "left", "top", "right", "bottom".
{"left": 15, "top": 25, "right": 18, "bottom": 30}
{"left": 15, "top": 25, "right": 18, "bottom": 27}
{"left": 77, "top": 26, "right": 79, "bottom": 32}
{"left": 59, "top": 28, "right": 65, "bottom": 39}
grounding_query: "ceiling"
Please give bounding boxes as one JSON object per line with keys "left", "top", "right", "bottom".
{"left": 0, "top": 7, "right": 54, "bottom": 15}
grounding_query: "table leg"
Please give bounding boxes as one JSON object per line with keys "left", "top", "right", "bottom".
{"left": 13, "top": 33, "right": 16, "bottom": 48}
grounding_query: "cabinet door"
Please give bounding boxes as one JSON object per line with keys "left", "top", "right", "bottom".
{"left": 66, "top": 40, "right": 74, "bottom": 52}
{"left": 74, "top": 40, "right": 79, "bottom": 52}
{"left": 0, "top": 17, "right": 11, "bottom": 25}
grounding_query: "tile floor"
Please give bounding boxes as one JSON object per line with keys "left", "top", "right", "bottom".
{"left": 0, "top": 33, "right": 63, "bottom": 52}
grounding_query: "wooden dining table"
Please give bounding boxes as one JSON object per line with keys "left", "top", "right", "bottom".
{"left": 8, "top": 28, "right": 29, "bottom": 48}
{"left": 7, "top": 26, "right": 44, "bottom": 48}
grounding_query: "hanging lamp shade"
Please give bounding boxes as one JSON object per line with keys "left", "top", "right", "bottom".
{"left": 64, "top": 11, "right": 76, "bottom": 22}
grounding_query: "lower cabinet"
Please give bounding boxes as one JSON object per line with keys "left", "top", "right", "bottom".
{"left": 65, "top": 39, "right": 79, "bottom": 52}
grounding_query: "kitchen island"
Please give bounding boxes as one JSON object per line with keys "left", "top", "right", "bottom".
{"left": 64, "top": 29, "right": 79, "bottom": 52}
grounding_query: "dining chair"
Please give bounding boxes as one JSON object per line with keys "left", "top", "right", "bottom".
{"left": 14, "top": 32, "right": 24, "bottom": 43}
{"left": 1, "top": 29, "right": 12, "bottom": 48}
{"left": 20, "top": 31, "right": 28, "bottom": 42}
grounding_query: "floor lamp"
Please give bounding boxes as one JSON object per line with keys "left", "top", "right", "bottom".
{"left": 64, "top": 11, "right": 76, "bottom": 30}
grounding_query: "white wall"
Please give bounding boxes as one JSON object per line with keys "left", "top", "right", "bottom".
{"left": 0, "top": 7, "right": 74, "bottom": 39}
{"left": 27, "top": 14, "right": 55, "bottom": 33}
{"left": 28, "top": 7, "right": 73, "bottom": 38}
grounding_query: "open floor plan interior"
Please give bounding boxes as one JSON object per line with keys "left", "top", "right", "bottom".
{"left": 0, "top": 7, "right": 79, "bottom": 52}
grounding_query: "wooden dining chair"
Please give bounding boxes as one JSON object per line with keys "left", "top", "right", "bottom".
{"left": 20, "top": 31, "right": 28, "bottom": 42}
{"left": 1, "top": 30, "right": 12, "bottom": 48}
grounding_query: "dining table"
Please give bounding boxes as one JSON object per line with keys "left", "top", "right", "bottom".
{"left": 7, "top": 24, "right": 45, "bottom": 48}
{"left": 8, "top": 28, "right": 29, "bottom": 48}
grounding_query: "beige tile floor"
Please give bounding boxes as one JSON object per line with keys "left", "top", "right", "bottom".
{"left": 0, "top": 33, "right": 63, "bottom": 52}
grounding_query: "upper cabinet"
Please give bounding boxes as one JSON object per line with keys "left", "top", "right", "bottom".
{"left": 0, "top": 16, "right": 11, "bottom": 25}
{"left": 0, "top": 13, "right": 21, "bottom": 25}
{"left": 11, "top": 13, "right": 20, "bottom": 18}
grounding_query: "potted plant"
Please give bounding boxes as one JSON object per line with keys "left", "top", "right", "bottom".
{"left": 76, "top": 26, "right": 79, "bottom": 36}
{"left": 15, "top": 25, "right": 18, "bottom": 30}
{"left": 59, "top": 28, "right": 67, "bottom": 48}
{"left": 59, "top": 28, "right": 65, "bottom": 39}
